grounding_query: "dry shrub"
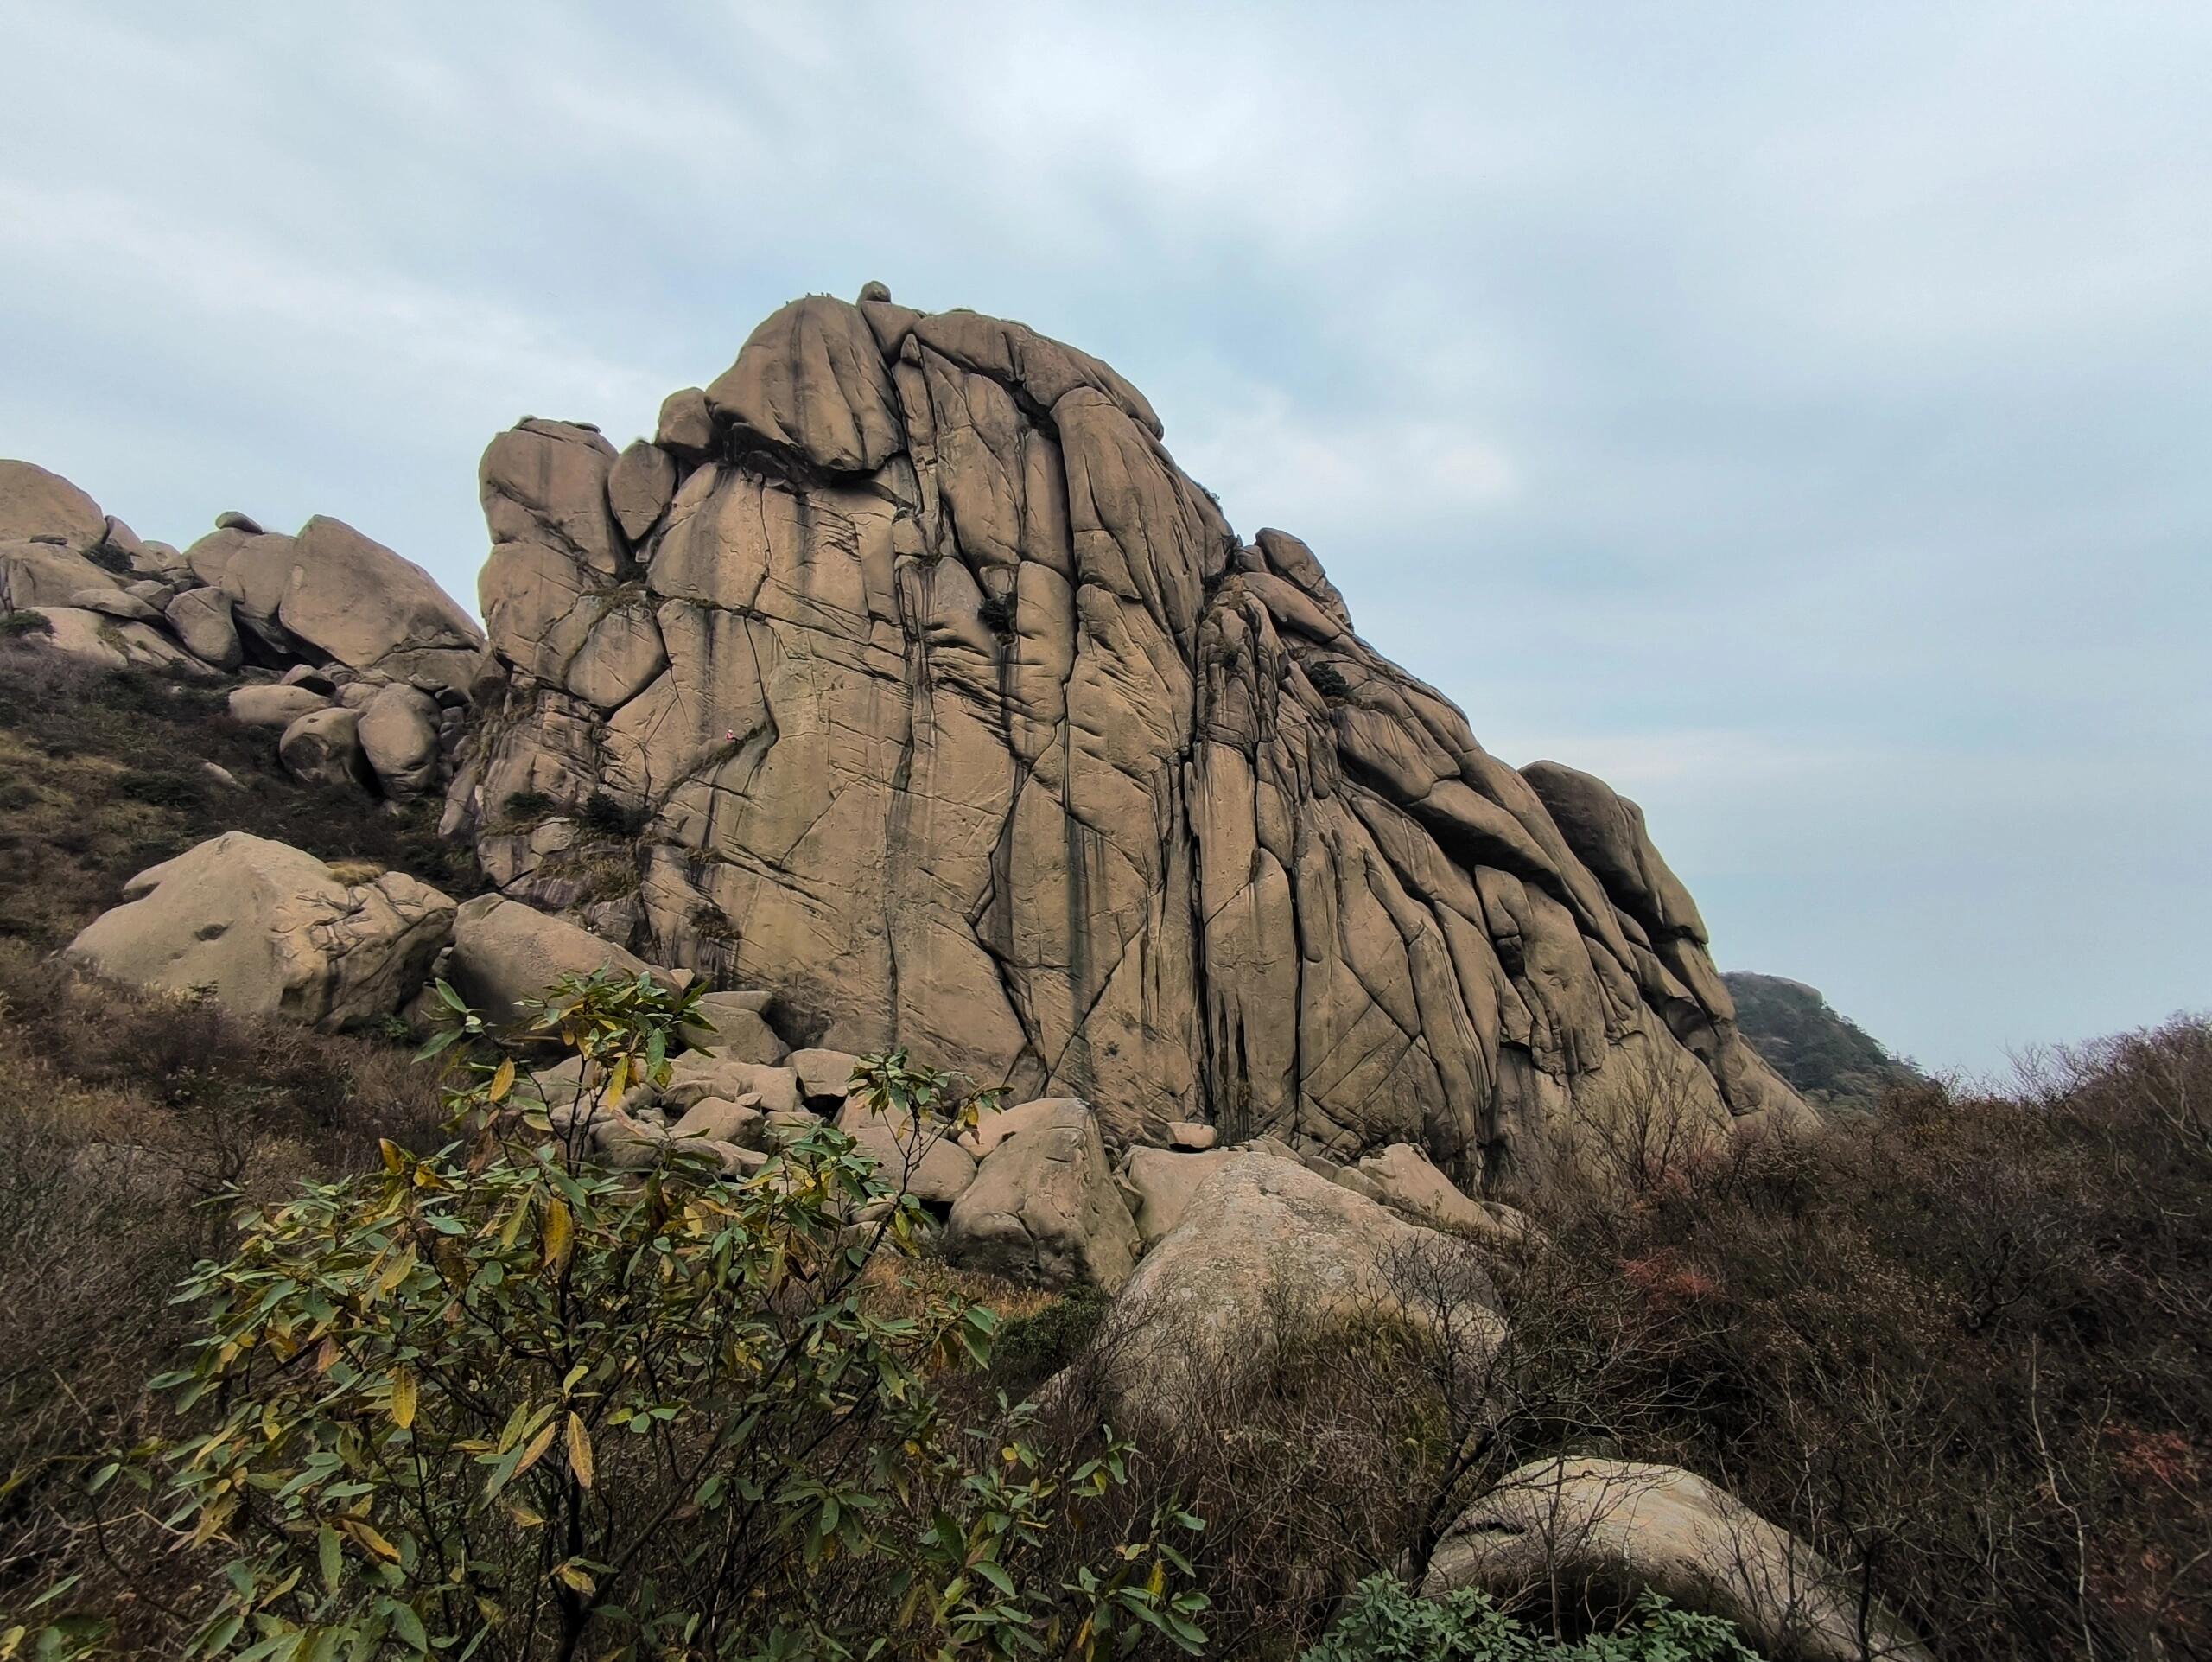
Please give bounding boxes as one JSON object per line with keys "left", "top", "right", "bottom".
{"left": 988, "top": 1018, "right": 2209, "bottom": 1660}
{"left": 1515, "top": 1016, "right": 2212, "bottom": 1662}
{"left": 1031, "top": 1283, "right": 1434, "bottom": 1655}
{"left": 0, "top": 941, "right": 446, "bottom": 1651}
{"left": 0, "top": 640, "right": 480, "bottom": 951}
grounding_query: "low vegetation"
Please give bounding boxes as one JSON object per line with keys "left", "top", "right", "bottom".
{"left": 0, "top": 640, "right": 479, "bottom": 950}
{"left": 1300, "top": 1577, "right": 1758, "bottom": 1661}
{"left": 1723, "top": 972, "right": 1925, "bottom": 1111}
{"left": 2, "top": 972, "right": 1212, "bottom": 1659}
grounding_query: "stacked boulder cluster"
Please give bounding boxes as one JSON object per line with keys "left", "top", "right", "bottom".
{"left": 0, "top": 458, "right": 483, "bottom": 803}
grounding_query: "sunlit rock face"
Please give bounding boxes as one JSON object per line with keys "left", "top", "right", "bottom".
{"left": 452, "top": 288, "right": 1804, "bottom": 1187}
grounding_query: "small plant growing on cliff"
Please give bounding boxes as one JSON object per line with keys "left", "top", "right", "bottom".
{"left": 1306, "top": 660, "right": 1351, "bottom": 700}
{"left": 978, "top": 589, "right": 1018, "bottom": 637}
{"left": 54, "top": 970, "right": 1205, "bottom": 1660}
{"left": 1, "top": 610, "right": 54, "bottom": 639}
{"left": 579, "top": 791, "right": 650, "bottom": 839}
{"left": 500, "top": 788, "right": 558, "bottom": 826}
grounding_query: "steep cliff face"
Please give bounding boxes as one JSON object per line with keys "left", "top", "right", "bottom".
{"left": 449, "top": 288, "right": 1802, "bottom": 1183}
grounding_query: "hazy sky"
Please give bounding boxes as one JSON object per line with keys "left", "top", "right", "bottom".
{"left": 6, "top": 3, "right": 2207, "bottom": 1075}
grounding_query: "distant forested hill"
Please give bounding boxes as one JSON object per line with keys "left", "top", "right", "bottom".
{"left": 1725, "top": 971, "right": 1928, "bottom": 1110}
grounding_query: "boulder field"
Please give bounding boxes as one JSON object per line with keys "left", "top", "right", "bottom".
{"left": 0, "top": 457, "right": 483, "bottom": 803}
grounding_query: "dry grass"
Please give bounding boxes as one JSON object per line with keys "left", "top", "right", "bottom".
{"left": 0, "top": 639, "right": 480, "bottom": 950}
{"left": 0, "top": 940, "right": 448, "bottom": 1649}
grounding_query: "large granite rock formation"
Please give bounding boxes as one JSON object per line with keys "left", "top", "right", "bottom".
{"left": 451, "top": 290, "right": 1804, "bottom": 1185}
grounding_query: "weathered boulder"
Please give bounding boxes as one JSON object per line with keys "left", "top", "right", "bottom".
{"left": 944, "top": 1099, "right": 1138, "bottom": 1289}
{"left": 229, "top": 682, "right": 334, "bottom": 729}
{"left": 66, "top": 832, "right": 454, "bottom": 1030}
{"left": 446, "top": 894, "right": 652, "bottom": 1028}
{"left": 279, "top": 516, "right": 484, "bottom": 691}
{"left": 959, "top": 1093, "right": 1075, "bottom": 1160}
{"left": 2, "top": 541, "right": 118, "bottom": 609}
{"left": 678, "top": 990, "right": 788, "bottom": 1064}
{"left": 655, "top": 387, "right": 715, "bottom": 458}
{"left": 67, "top": 588, "right": 161, "bottom": 623}
{"left": 0, "top": 460, "right": 107, "bottom": 552}
{"left": 279, "top": 706, "right": 372, "bottom": 792}
{"left": 834, "top": 1098, "right": 977, "bottom": 1204}
{"left": 451, "top": 292, "right": 1808, "bottom": 1188}
{"left": 662, "top": 1054, "right": 802, "bottom": 1118}
{"left": 183, "top": 526, "right": 252, "bottom": 589}
{"left": 670, "top": 1095, "right": 767, "bottom": 1149}
{"left": 165, "top": 589, "right": 245, "bottom": 672}
{"left": 1422, "top": 1458, "right": 1930, "bottom": 1662}
{"left": 789, "top": 1047, "right": 860, "bottom": 1106}
{"left": 22, "top": 606, "right": 216, "bottom": 678}
{"left": 357, "top": 682, "right": 442, "bottom": 799}
{"left": 213, "top": 531, "right": 301, "bottom": 633}
{"left": 1094, "top": 1152, "right": 1497, "bottom": 1417}
{"left": 1353, "top": 1142, "right": 1536, "bottom": 1248}
{"left": 607, "top": 440, "right": 677, "bottom": 543}
{"left": 705, "top": 296, "right": 904, "bottom": 473}
{"left": 1120, "top": 1144, "right": 1236, "bottom": 1246}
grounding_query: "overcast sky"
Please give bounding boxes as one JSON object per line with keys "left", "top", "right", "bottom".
{"left": 6, "top": 3, "right": 2207, "bottom": 1075}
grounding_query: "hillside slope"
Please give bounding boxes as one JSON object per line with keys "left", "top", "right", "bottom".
{"left": 1723, "top": 971, "right": 1926, "bottom": 1109}
{"left": 0, "top": 637, "right": 479, "bottom": 952}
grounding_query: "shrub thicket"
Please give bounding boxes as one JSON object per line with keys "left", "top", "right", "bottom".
{"left": 10, "top": 972, "right": 1211, "bottom": 1661}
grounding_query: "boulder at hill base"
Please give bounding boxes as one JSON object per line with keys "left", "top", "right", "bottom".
{"left": 450, "top": 287, "right": 1806, "bottom": 1183}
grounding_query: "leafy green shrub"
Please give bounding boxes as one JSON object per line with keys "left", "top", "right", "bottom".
{"left": 1, "top": 611, "right": 54, "bottom": 639}
{"left": 49, "top": 971, "right": 1206, "bottom": 1660}
{"left": 1301, "top": 1575, "right": 1759, "bottom": 1661}
{"left": 992, "top": 1283, "right": 1112, "bottom": 1391}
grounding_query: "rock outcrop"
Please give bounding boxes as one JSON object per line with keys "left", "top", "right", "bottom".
{"left": 1090, "top": 1151, "right": 1498, "bottom": 1418}
{"left": 444, "top": 893, "right": 652, "bottom": 1029}
{"left": 1422, "top": 1457, "right": 1931, "bottom": 1662}
{"left": 450, "top": 289, "right": 1803, "bottom": 1185}
{"left": 943, "top": 1098, "right": 1139, "bottom": 1289}
{"left": 66, "top": 832, "right": 455, "bottom": 1031}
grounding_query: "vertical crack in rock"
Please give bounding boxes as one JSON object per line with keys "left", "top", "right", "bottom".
{"left": 456, "top": 288, "right": 1810, "bottom": 1185}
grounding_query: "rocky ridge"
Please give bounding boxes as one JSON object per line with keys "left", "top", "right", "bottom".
{"left": 0, "top": 459, "right": 483, "bottom": 804}
{"left": 451, "top": 287, "right": 1807, "bottom": 1185}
